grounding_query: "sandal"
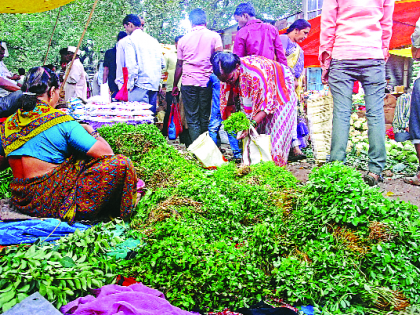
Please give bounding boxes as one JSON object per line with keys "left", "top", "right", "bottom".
{"left": 288, "top": 154, "right": 307, "bottom": 162}
{"left": 363, "top": 172, "right": 383, "bottom": 187}
{"left": 403, "top": 166, "right": 420, "bottom": 186}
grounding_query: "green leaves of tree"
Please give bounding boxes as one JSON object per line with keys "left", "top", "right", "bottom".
{"left": 0, "top": 0, "right": 300, "bottom": 71}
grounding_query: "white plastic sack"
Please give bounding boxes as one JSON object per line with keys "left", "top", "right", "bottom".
{"left": 188, "top": 132, "right": 227, "bottom": 168}
{"left": 87, "top": 83, "right": 111, "bottom": 104}
{"left": 242, "top": 126, "right": 272, "bottom": 166}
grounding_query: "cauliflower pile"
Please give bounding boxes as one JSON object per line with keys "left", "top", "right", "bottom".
{"left": 347, "top": 113, "right": 369, "bottom": 155}
{"left": 347, "top": 112, "right": 418, "bottom": 165}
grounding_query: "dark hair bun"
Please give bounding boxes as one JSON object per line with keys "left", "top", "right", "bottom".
{"left": 18, "top": 67, "right": 60, "bottom": 112}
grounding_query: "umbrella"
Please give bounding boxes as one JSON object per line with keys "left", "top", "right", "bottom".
{"left": 0, "top": 0, "right": 75, "bottom": 13}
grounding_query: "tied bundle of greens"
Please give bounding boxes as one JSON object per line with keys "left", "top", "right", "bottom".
{"left": 222, "top": 112, "right": 250, "bottom": 135}
{"left": 0, "top": 169, "right": 13, "bottom": 199}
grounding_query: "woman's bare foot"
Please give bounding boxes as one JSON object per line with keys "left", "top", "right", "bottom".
{"left": 293, "top": 146, "right": 303, "bottom": 156}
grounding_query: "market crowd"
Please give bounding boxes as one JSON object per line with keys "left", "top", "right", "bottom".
{"left": 0, "top": 0, "right": 419, "bottom": 224}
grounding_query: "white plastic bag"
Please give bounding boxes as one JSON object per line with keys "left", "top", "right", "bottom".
{"left": 87, "top": 83, "right": 111, "bottom": 104}
{"left": 242, "top": 126, "right": 272, "bottom": 165}
{"left": 188, "top": 132, "right": 227, "bottom": 168}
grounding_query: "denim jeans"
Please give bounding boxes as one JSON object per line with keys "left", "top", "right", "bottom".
{"left": 394, "top": 132, "right": 411, "bottom": 143}
{"left": 181, "top": 84, "right": 212, "bottom": 143}
{"left": 329, "top": 59, "right": 386, "bottom": 175}
{"left": 207, "top": 74, "right": 242, "bottom": 158}
{"left": 128, "top": 86, "right": 157, "bottom": 113}
{"left": 409, "top": 78, "right": 420, "bottom": 143}
{"left": 0, "top": 91, "right": 23, "bottom": 118}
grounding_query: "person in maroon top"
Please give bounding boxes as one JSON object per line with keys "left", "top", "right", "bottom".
{"left": 233, "top": 2, "right": 287, "bottom": 66}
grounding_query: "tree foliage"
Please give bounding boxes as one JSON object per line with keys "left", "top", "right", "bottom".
{"left": 0, "top": 0, "right": 300, "bottom": 71}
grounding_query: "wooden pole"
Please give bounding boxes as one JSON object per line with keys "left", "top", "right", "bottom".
{"left": 43, "top": 6, "right": 63, "bottom": 65}
{"left": 60, "top": 0, "right": 100, "bottom": 93}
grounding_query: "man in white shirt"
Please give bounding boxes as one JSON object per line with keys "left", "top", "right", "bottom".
{"left": 115, "top": 33, "right": 130, "bottom": 91}
{"left": 122, "top": 14, "right": 163, "bottom": 113}
{"left": 63, "top": 46, "right": 87, "bottom": 102}
{"left": 0, "top": 42, "right": 22, "bottom": 118}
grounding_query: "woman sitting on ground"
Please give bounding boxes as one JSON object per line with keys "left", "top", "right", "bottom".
{"left": 212, "top": 52, "right": 297, "bottom": 166}
{"left": 0, "top": 67, "right": 137, "bottom": 223}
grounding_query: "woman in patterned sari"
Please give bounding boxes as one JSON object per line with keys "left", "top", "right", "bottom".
{"left": 0, "top": 67, "right": 137, "bottom": 224}
{"left": 279, "top": 19, "right": 311, "bottom": 100}
{"left": 280, "top": 19, "right": 311, "bottom": 161}
{"left": 212, "top": 52, "right": 297, "bottom": 166}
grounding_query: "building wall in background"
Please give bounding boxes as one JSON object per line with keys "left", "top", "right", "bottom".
{"left": 303, "top": 0, "right": 323, "bottom": 20}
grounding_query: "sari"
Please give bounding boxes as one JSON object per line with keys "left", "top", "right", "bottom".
{"left": 280, "top": 34, "right": 305, "bottom": 99}
{"left": 0, "top": 100, "right": 137, "bottom": 223}
{"left": 220, "top": 56, "right": 297, "bottom": 166}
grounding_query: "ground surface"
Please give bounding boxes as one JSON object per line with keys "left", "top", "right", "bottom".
{"left": 168, "top": 139, "right": 420, "bottom": 209}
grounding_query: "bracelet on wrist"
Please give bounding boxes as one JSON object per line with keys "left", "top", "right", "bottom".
{"left": 251, "top": 119, "right": 258, "bottom": 128}
{"left": 90, "top": 131, "right": 100, "bottom": 139}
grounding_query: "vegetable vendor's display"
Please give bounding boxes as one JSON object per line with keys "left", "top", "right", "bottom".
{"left": 1, "top": 123, "right": 420, "bottom": 315}
{"left": 345, "top": 113, "right": 419, "bottom": 175}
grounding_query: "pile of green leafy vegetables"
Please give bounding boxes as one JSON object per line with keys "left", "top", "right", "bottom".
{"left": 1, "top": 123, "right": 420, "bottom": 315}
{"left": 222, "top": 112, "right": 250, "bottom": 135}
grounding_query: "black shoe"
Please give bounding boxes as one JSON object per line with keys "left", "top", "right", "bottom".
{"left": 288, "top": 154, "right": 307, "bottom": 162}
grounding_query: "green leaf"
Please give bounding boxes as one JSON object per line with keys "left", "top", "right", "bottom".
{"left": 59, "top": 256, "right": 76, "bottom": 268}
{"left": 17, "top": 293, "right": 28, "bottom": 303}
{"left": 2, "top": 298, "right": 18, "bottom": 313}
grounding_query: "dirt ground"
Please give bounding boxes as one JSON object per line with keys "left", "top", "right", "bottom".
{"left": 169, "top": 139, "right": 420, "bottom": 209}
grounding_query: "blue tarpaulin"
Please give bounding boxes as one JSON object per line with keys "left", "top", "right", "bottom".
{"left": 0, "top": 218, "right": 90, "bottom": 245}
{"left": 299, "top": 306, "right": 315, "bottom": 315}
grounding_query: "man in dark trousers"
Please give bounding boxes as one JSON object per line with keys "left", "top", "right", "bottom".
{"left": 172, "top": 9, "right": 223, "bottom": 144}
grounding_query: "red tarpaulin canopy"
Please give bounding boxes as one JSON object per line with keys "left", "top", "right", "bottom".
{"left": 283, "top": 0, "right": 420, "bottom": 67}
